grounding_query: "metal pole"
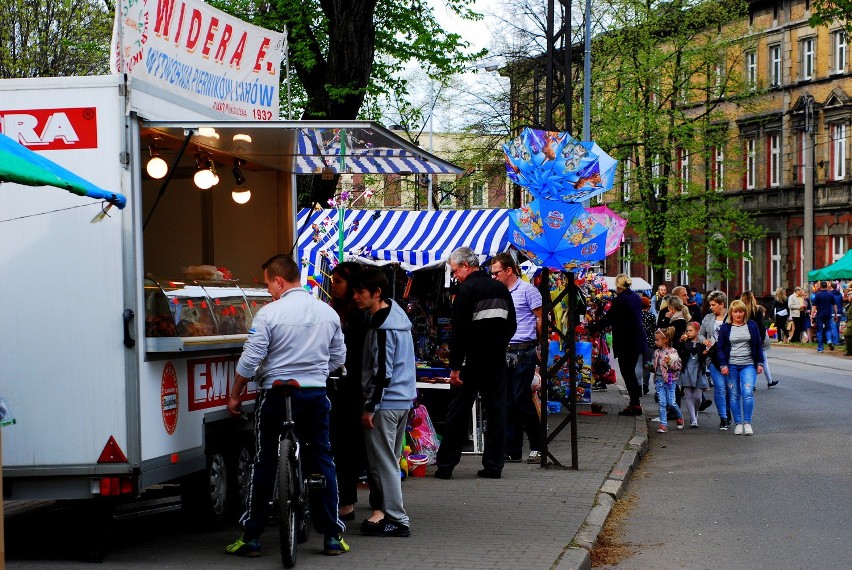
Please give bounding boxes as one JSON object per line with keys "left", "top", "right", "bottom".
{"left": 582, "top": 0, "right": 592, "bottom": 142}
{"left": 804, "top": 96, "right": 814, "bottom": 282}
{"left": 538, "top": 268, "right": 551, "bottom": 466}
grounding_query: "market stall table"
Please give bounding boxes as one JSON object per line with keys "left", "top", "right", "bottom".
{"left": 415, "top": 366, "right": 484, "bottom": 454}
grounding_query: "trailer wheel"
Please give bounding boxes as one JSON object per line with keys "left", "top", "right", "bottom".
{"left": 181, "top": 450, "right": 229, "bottom": 527}
{"left": 229, "top": 440, "right": 254, "bottom": 518}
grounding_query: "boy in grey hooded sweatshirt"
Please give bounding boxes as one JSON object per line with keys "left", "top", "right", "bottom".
{"left": 353, "top": 268, "right": 417, "bottom": 537}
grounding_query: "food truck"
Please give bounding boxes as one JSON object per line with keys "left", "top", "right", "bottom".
{"left": 0, "top": 66, "right": 459, "bottom": 525}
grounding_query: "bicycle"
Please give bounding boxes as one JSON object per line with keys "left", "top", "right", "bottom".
{"left": 271, "top": 379, "right": 325, "bottom": 568}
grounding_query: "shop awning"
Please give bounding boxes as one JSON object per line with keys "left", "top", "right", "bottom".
{"left": 297, "top": 208, "right": 511, "bottom": 273}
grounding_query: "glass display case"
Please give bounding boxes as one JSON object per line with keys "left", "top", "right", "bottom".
{"left": 144, "top": 277, "right": 272, "bottom": 352}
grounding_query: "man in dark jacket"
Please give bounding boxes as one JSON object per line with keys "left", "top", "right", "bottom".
{"left": 588, "top": 274, "right": 647, "bottom": 416}
{"left": 435, "top": 247, "right": 516, "bottom": 480}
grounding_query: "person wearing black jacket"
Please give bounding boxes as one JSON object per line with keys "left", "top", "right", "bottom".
{"left": 588, "top": 274, "right": 647, "bottom": 416}
{"left": 435, "top": 247, "right": 516, "bottom": 480}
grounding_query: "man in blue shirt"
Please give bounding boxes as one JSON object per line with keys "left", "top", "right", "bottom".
{"left": 811, "top": 281, "right": 838, "bottom": 353}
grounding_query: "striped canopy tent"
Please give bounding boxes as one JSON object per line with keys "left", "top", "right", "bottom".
{"left": 297, "top": 208, "right": 511, "bottom": 281}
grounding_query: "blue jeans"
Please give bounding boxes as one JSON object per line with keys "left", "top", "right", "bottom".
{"left": 726, "top": 363, "right": 756, "bottom": 424}
{"left": 816, "top": 318, "right": 832, "bottom": 350}
{"left": 828, "top": 319, "right": 840, "bottom": 344}
{"left": 709, "top": 363, "right": 730, "bottom": 421}
{"left": 654, "top": 378, "right": 681, "bottom": 427}
{"left": 241, "top": 387, "right": 343, "bottom": 540}
{"left": 506, "top": 347, "right": 541, "bottom": 457}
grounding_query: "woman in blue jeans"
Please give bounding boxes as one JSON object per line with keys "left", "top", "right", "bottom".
{"left": 715, "top": 299, "right": 765, "bottom": 436}
{"left": 698, "top": 291, "right": 731, "bottom": 430}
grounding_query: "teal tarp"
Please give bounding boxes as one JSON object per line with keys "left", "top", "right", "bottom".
{"left": 808, "top": 249, "right": 852, "bottom": 281}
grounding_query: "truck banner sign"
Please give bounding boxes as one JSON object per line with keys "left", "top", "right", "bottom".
{"left": 0, "top": 108, "right": 99, "bottom": 150}
{"left": 110, "top": 0, "right": 286, "bottom": 120}
{"left": 187, "top": 355, "right": 258, "bottom": 411}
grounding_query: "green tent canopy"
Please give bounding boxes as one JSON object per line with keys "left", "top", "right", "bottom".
{"left": 808, "top": 249, "right": 852, "bottom": 281}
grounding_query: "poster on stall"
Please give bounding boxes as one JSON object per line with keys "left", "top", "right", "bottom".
{"left": 548, "top": 338, "right": 592, "bottom": 405}
{"left": 111, "top": 0, "right": 286, "bottom": 120}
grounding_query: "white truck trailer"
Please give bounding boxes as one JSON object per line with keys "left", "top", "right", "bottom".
{"left": 0, "top": 74, "right": 460, "bottom": 525}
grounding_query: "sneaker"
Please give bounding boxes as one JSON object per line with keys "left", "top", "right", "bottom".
{"left": 744, "top": 423, "right": 754, "bottom": 436}
{"left": 676, "top": 418, "right": 684, "bottom": 430}
{"left": 360, "top": 519, "right": 383, "bottom": 535}
{"left": 699, "top": 398, "right": 713, "bottom": 411}
{"left": 817, "top": 349, "right": 824, "bottom": 353}
{"left": 719, "top": 419, "right": 728, "bottom": 431}
{"left": 734, "top": 423, "right": 744, "bottom": 435}
{"left": 829, "top": 343, "right": 835, "bottom": 351}
{"left": 657, "top": 425, "right": 668, "bottom": 433}
{"left": 375, "top": 519, "right": 411, "bottom": 537}
{"left": 323, "top": 534, "right": 350, "bottom": 555}
{"left": 225, "top": 535, "right": 261, "bottom": 557}
{"left": 504, "top": 453, "right": 522, "bottom": 463}
{"left": 527, "top": 451, "right": 541, "bottom": 464}
{"left": 690, "top": 421, "right": 698, "bottom": 428}
{"left": 767, "top": 380, "right": 779, "bottom": 388}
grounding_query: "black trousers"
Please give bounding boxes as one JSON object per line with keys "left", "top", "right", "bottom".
{"left": 618, "top": 353, "right": 642, "bottom": 407}
{"left": 436, "top": 355, "right": 507, "bottom": 473}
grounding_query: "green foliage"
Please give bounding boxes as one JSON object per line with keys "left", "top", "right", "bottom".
{"left": 0, "top": 0, "right": 113, "bottom": 78}
{"left": 591, "top": 0, "right": 764, "bottom": 283}
{"left": 809, "top": 0, "right": 852, "bottom": 35}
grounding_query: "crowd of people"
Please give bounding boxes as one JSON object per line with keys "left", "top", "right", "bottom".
{"left": 600, "top": 276, "right": 852, "bottom": 437}
{"left": 220, "top": 249, "right": 852, "bottom": 558}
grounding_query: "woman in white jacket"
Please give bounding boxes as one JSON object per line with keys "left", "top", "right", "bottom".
{"left": 787, "top": 287, "right": 805, "bottom": 343}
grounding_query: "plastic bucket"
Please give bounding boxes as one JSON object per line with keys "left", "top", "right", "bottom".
{"left": 408, "top": 454, "right": 428, "bottom": 477}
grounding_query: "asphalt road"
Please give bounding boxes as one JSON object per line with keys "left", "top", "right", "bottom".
{"left": 599, "top": 346, "right": 852, "bottom": 569}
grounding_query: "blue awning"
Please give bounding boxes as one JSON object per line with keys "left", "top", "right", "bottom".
{"left": 297, "top": 208, "right": 511, "bottom": 274}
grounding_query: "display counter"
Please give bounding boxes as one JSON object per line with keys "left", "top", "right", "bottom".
{"left": 144, "top": 277, "right": 272, "bottom": 353}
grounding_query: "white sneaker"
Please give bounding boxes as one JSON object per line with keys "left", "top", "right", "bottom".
{"left": 734, "top": 423, "right": 744, "bottom": 435}
{"left": 527, "top": 451, "right": 541, "bottom": 464}
{"left": 743, "top": 424, "right": 753, "bottom": 436}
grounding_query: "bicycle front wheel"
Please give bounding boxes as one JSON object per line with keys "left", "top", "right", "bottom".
{"left": 278, "top": 437, "right": 298, "bottom": 568}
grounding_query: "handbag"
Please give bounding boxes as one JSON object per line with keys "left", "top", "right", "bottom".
{"left": 785, "top": 320, "right": 795, "bottom": 333}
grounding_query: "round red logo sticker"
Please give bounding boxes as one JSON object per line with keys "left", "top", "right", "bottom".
{"left": 161, "top": 362, "right": 178, "bottom": 435}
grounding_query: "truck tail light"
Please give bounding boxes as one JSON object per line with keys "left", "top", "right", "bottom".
{"left": 96, "top": 476, "right": 135, "bottom": 496}
{"left": 97, "top": 435, "right": 128, "bottom": 463}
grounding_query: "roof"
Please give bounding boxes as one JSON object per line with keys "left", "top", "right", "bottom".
{"left": 297, "top": 208, "right": 511, "bottom": 273}
{"left": 808, "top": 250, "right": 852, "bottom": 281}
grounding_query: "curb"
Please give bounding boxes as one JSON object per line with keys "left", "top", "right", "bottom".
{"left": 553, "top": 410, "right": 649, "bottom": 570}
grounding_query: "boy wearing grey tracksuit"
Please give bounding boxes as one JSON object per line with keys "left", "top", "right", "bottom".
{"left": 353, "top": 268, "right": 417, "bottom": 537}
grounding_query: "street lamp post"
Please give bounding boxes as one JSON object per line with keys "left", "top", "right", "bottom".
{"left": 804, "top": 96, "right": 815, "bottom": 282}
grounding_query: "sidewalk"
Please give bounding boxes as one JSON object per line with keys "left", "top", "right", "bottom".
{"left": 340, "top": 385, "right": 645, "bottom": 570}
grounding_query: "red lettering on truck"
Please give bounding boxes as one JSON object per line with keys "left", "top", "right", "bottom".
{"left": 0, "top": 107, "right": 98, "bottom": 150}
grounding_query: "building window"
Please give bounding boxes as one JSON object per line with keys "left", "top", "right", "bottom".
{"left": 679, "top": 245, "right": 690, "bottom": 286}
{"left": 769, "top": 238, "right": 781, "bottom": 292}
{"left": 594, "top": 192, "right": 604, "bottom": 205}
{"left": 831, "top": 123, "right": 847, "bottom": 180}
{"left": 835, "top": 31, "right": 848, "bottom": 74}
{"left": 833, "top": 236, "right": 847, "bottom": 263}
{"left": 472, "top": 182, "right": 484, "bottom": 207}
{"left": 745, "top": 50, "right": 757, "bottom": 90}
{"left": 769, "top": 44, "right": 782, "bottom": 87}
{"left": 768, "top": 134, "right": 781, "bottom": 187}
{"left": 713, "top": 62, "right": 725, "bottom": 97}
{"left": 438, "top": 181, "right": 452, "bottom": 208}
{"left": 384, "top": 176, "right": 401, "bottom": 207}
{"left": 745, "top": 138, "right": 756, "bottom": 189}
{"left": 797, "top": 131, "right": 807, "bottom": 184}
{"left": 741, "top": 240, "right": 753, "bottom": 293}
{"left": 712, "top": 146, "right": 725, "bottom": 192}
{"left": 622, "top": 156, "right": 632, "bottom": 201}
{"left": 801, "top": 37, "right": 815, "bottom": 80}
{"left": 620, "top": 241, "right": 632, "bottom": 275}
{"left": 797, "top": 237, "right": 804, "bottom": 286}
{"left": 678, "top": 147, "right": 689, "bottom": 193}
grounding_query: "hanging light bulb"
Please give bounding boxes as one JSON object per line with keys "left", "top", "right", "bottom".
{"left": 231, "top": 158, "right": 251, "bottom": 204}
{"left": 146, "top": 142, "right": 168, "bottom": 179}
{"left": 193, "top": 153, "right": 217, "bottom": 189}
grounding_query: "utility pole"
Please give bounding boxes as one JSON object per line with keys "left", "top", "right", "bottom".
{"left": 804, "top": 95, "right": 814, "bottom": 282}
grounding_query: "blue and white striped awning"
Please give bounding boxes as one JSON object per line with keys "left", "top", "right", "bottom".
{"left": 297, "top": 208, "right": 511, "bottom": 275}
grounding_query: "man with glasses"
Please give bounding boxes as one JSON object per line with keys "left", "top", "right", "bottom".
{"left": 489, "top": 253, "right": 542, "bottom": 464}
{"left": 434, "top": 247, "right": 516, "bottom": 480}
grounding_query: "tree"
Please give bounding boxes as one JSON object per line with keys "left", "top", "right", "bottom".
{"left": 0, "top": 0, "right": 113, "bottom": 78}
{"left": 809, "top": 0, "right": 852, "bottom": 36}
{"left": 590, "top": 0, "right": 765, "bottom": 286}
